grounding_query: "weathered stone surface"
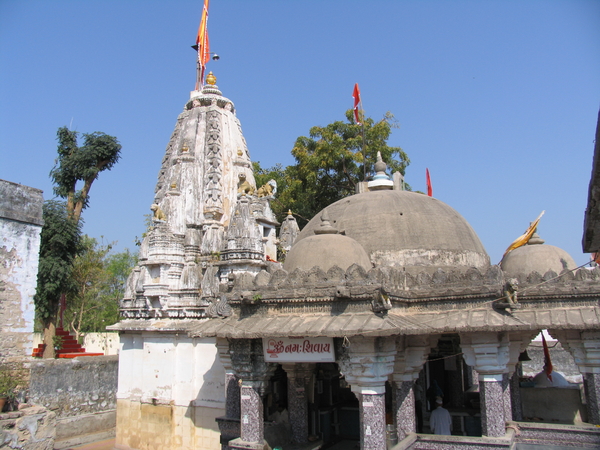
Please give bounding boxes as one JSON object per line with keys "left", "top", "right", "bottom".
{"left": 0, "top": 405, "right": 55, "bottom": 450}
{"left": 28, "top": 356, "right": 117, "bottom": 418}
{"left": 0, "top": 180, "right": 43, "bottom": 366}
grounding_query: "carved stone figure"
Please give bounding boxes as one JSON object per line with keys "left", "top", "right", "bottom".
{"left": 495, "top": 278, "right": 521, "bottom": 310}
{"left": 150, "top": 203, "right": 166, "bottom": 221}
{"left": 504, "top": 278, "right": 519, "bottom": 305}
{"left": 372, "top": 288, "right": 392, "bottom": 313}
{"left": 237, "top": 173, "right": 255, "bottom": 195}
{"left": 257, "top": 179, "right": 277, "bottom": 198}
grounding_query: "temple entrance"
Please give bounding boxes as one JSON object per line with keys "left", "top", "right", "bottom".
{"left": 266, "top": 363, "right": 363, "bottom": 448}
{"left": 424, "top": 335, "right": 482, "bottom": 437}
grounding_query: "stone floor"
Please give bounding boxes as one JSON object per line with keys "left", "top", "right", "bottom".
{"left": 63, "top": 438, "right": 116, "bottom": 450}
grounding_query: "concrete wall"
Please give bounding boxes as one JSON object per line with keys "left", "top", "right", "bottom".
{"left": 0, "top": 180, "right": 43, "bottom": 366}
{"left": 115, "top": 333, "right": 225, "bottom": 450}
{"left": 28, "top": 355, "right": 118, "bottom": 448}
{"left": 521, "top": 386, "right": 587, "bottom": 423}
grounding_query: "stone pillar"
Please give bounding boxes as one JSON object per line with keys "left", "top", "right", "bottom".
{"left": 218, "top": 338, "right": 240, "bottom": 419}
{"left": 394, "top": 381, "right": 415, "bottom": 440}
{"left": 338, "top": 336, "right": 396, "bottom": 450}
{"left": 282, "top": 363, "right": 314, "bottom": 444}
{"left": 583, "top": 373, "right": 600, "bottom": 424}
{"left": 460, "top": 332, "right": 510, "bottom": 437}
{"left": 504, "top": 331, "right": 536, "bottom": 424}
{"left": 501, "top": 373, "right": 512, "bottom": 424}
{"left": 216, "top": 338, "right": 241, "bottom": 450}
{"left": 392, "top": 335, "right": 436, "bottom": 440}
{"left": 479, "top": 374, "right": 505, "bottom": 437}
{"left": 510, "top": 369, "right": 523, "bottom": 421}
{"left": 357, "top": 390, "right": 387, "bottom": 450}
{"left": 227, "top": 339, "right": 276, "bottom": 450}
{"left": 553, "top": 330, "right": 600, "bottom": 425}
{"left": 239, "top": 382, "right": 265, "bottom": 444}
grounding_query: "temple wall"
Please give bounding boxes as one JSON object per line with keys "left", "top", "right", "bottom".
{"left": 0, "top": 180, "right": 43, "bottom": 366}
{"left": 115, "top": 399, "right": 223, "bottom": 450}
{"left": 116, "top": 333, "right": 225, "bottom": 449}
{"left": 28, "top": 355, "right": 118, "bottom": 448}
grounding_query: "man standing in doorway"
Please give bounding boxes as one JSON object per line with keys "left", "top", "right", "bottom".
{"left": 430, "top": 397, "right": 452, "bottom": 435}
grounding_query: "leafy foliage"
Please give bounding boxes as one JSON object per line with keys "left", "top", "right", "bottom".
{"left": 34, "top": 200, "right": 82, "bottom": 323}
{"left": 254, "top": 110, "right": 410, "bottom": 227}
{"left": 34, "top": 126, "right": 121, "bottom": 357}
{"left": 51, "top": 127, "right": 121, "bottom": 221}
{"left": 64, "top": 236, "right": 136, "bottom": 339}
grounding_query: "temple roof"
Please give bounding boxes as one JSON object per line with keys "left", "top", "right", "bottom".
{"left": 295, "top": 189, "right": 490, "bottom": 271}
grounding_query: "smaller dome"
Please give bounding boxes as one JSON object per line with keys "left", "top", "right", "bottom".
{"left": 283, "top": 212, "right": 371, "bottom": 273}
{"left": 501, "top": 232, "right": 576, "bottom": 277}
{"left": 533, "top": 370, "right": 570, "bottom": 387}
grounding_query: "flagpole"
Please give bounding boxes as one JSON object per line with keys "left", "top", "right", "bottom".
{"left": 361, "top": 101, "right": 366, "bottom": 181}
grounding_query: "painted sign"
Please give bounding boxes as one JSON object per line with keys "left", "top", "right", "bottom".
{"left": 263, "top": 337, "right": 335, "bottom": 362}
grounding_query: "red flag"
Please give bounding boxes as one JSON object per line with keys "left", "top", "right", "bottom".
{"left": 541, "top": 333, "right": 553, "bottom": 382}
{"left": 426, "top": 168, "right": 432, "bottom": 197}
{"left": 352, "top": 83, "right": 361, "bottom": 125}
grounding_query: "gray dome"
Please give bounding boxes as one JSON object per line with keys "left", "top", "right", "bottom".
{"left": 284, "top": 233, "right": 371, "bottom": 273}
{"left": 296, "top": 190, "right": 489, "bottom": 270}
{"left": 501, "top": 235, "right": 576, "bottom": 277}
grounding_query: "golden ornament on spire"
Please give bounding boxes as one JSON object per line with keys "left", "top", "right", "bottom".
{"left": 206, "top": 72, "right": 217, "bottom": 85}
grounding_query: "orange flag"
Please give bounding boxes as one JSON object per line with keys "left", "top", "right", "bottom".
{"left": 541, "top": 333, "right": 553, "bottom": 382}
{"left": 502, "top": 211, "right": 545, "bottom": 258}
{"left": 352, "top": 83, "right": 361, "bottom": 125}
{"left": 196, "top": 0, "right": 210, "bottom": 86}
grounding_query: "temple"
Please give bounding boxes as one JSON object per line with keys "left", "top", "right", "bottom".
{"left": 111, "top": 21, "right": 600, "bottom": 450}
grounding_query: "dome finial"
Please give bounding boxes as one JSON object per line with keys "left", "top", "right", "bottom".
{"left": 368, "top": 151, "right": 394, "bottom": 190}
{"left": 206, "top": 71, "right": 217, "bottom": 85}
{"left": 314, "top": 210, "right": 338, "bottom": 235}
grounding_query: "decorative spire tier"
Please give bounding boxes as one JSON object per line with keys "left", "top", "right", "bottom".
{"left": 121, "top": 78, "right": 279, "bottom": 320}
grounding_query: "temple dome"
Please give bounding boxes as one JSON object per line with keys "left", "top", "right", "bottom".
{"left": 295, "top": 190, "right": 489, "bottom": 270}
{"left": 501, "top": 233, "right": 576, "bottom": 277}
{"left": 284, "top": 211, "right": 371, "bottom": 272}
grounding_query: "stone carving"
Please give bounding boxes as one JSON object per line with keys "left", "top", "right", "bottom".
{"left": 496, "top": 278, "right": 521, "bottom": 310}
{"left": 237, "top": 173, "right": 255, "bottom": 195}
{"left": 150, "top": 203, "right": 166, "bottom": 221}
{"left": 207, "top": 296, "right": 232, "bottom": 318}
{"left": 204, "top": 110, "right": 223, "bottom": 210}
{"left": 279, "top": 211, "right": 300, "bottom": 252}
{"left": 257, "top": 179, "right": 277, "bottom": 198}
{"left": 372, "top": 288, "right": 392, "bottom": 313}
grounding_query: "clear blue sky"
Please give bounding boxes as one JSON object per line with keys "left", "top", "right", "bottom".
{"left": 1, "top": 0, "right": 599, "bottom": 266}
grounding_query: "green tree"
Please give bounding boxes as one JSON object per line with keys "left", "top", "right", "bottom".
{"left": 64, "top": 237, "right": 136, "bottom": 341}
{"left": 34, "top": 200, "right": 82, "bottom": 357}
{"left": 35, "top": 127, "right": 121, "bottom": 357}
{"left": 51, "top": 127, "right": 121, "bottom": 221}
{"left": 255, "top": 110, "right": 409, "bottom": 227}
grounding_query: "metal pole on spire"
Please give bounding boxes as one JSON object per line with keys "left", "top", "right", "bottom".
{"left": 195, "top": 0, "right": 210, "bottom": 90}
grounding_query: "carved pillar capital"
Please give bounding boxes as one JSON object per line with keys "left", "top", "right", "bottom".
{"left": 460, "top": 332, "right": 509, "bottom": 378}
{"left": 338, "top": 336, "right": 395, "bottom": 394}
{"left": 506, "top": 331, "right": 538, "bottom": 375}
{"left": 281, "top": 363, "right": 315, "bottom": 382}
{"left": 552, "top": 330, "right": 600, "bottom": 374}
{"left": 229, "top": 338, "right": 276, "bottom": 394}
{"left": 393, "top": 335, "right": 438, "bottom": 383}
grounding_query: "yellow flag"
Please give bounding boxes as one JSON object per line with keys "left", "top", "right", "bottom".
{"left": 502, "top": 211, "right": 545, "bottom": 258}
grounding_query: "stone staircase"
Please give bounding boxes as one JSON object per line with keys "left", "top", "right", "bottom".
{"left": 32, "top": 327, "right": 103, "bottom": 358}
